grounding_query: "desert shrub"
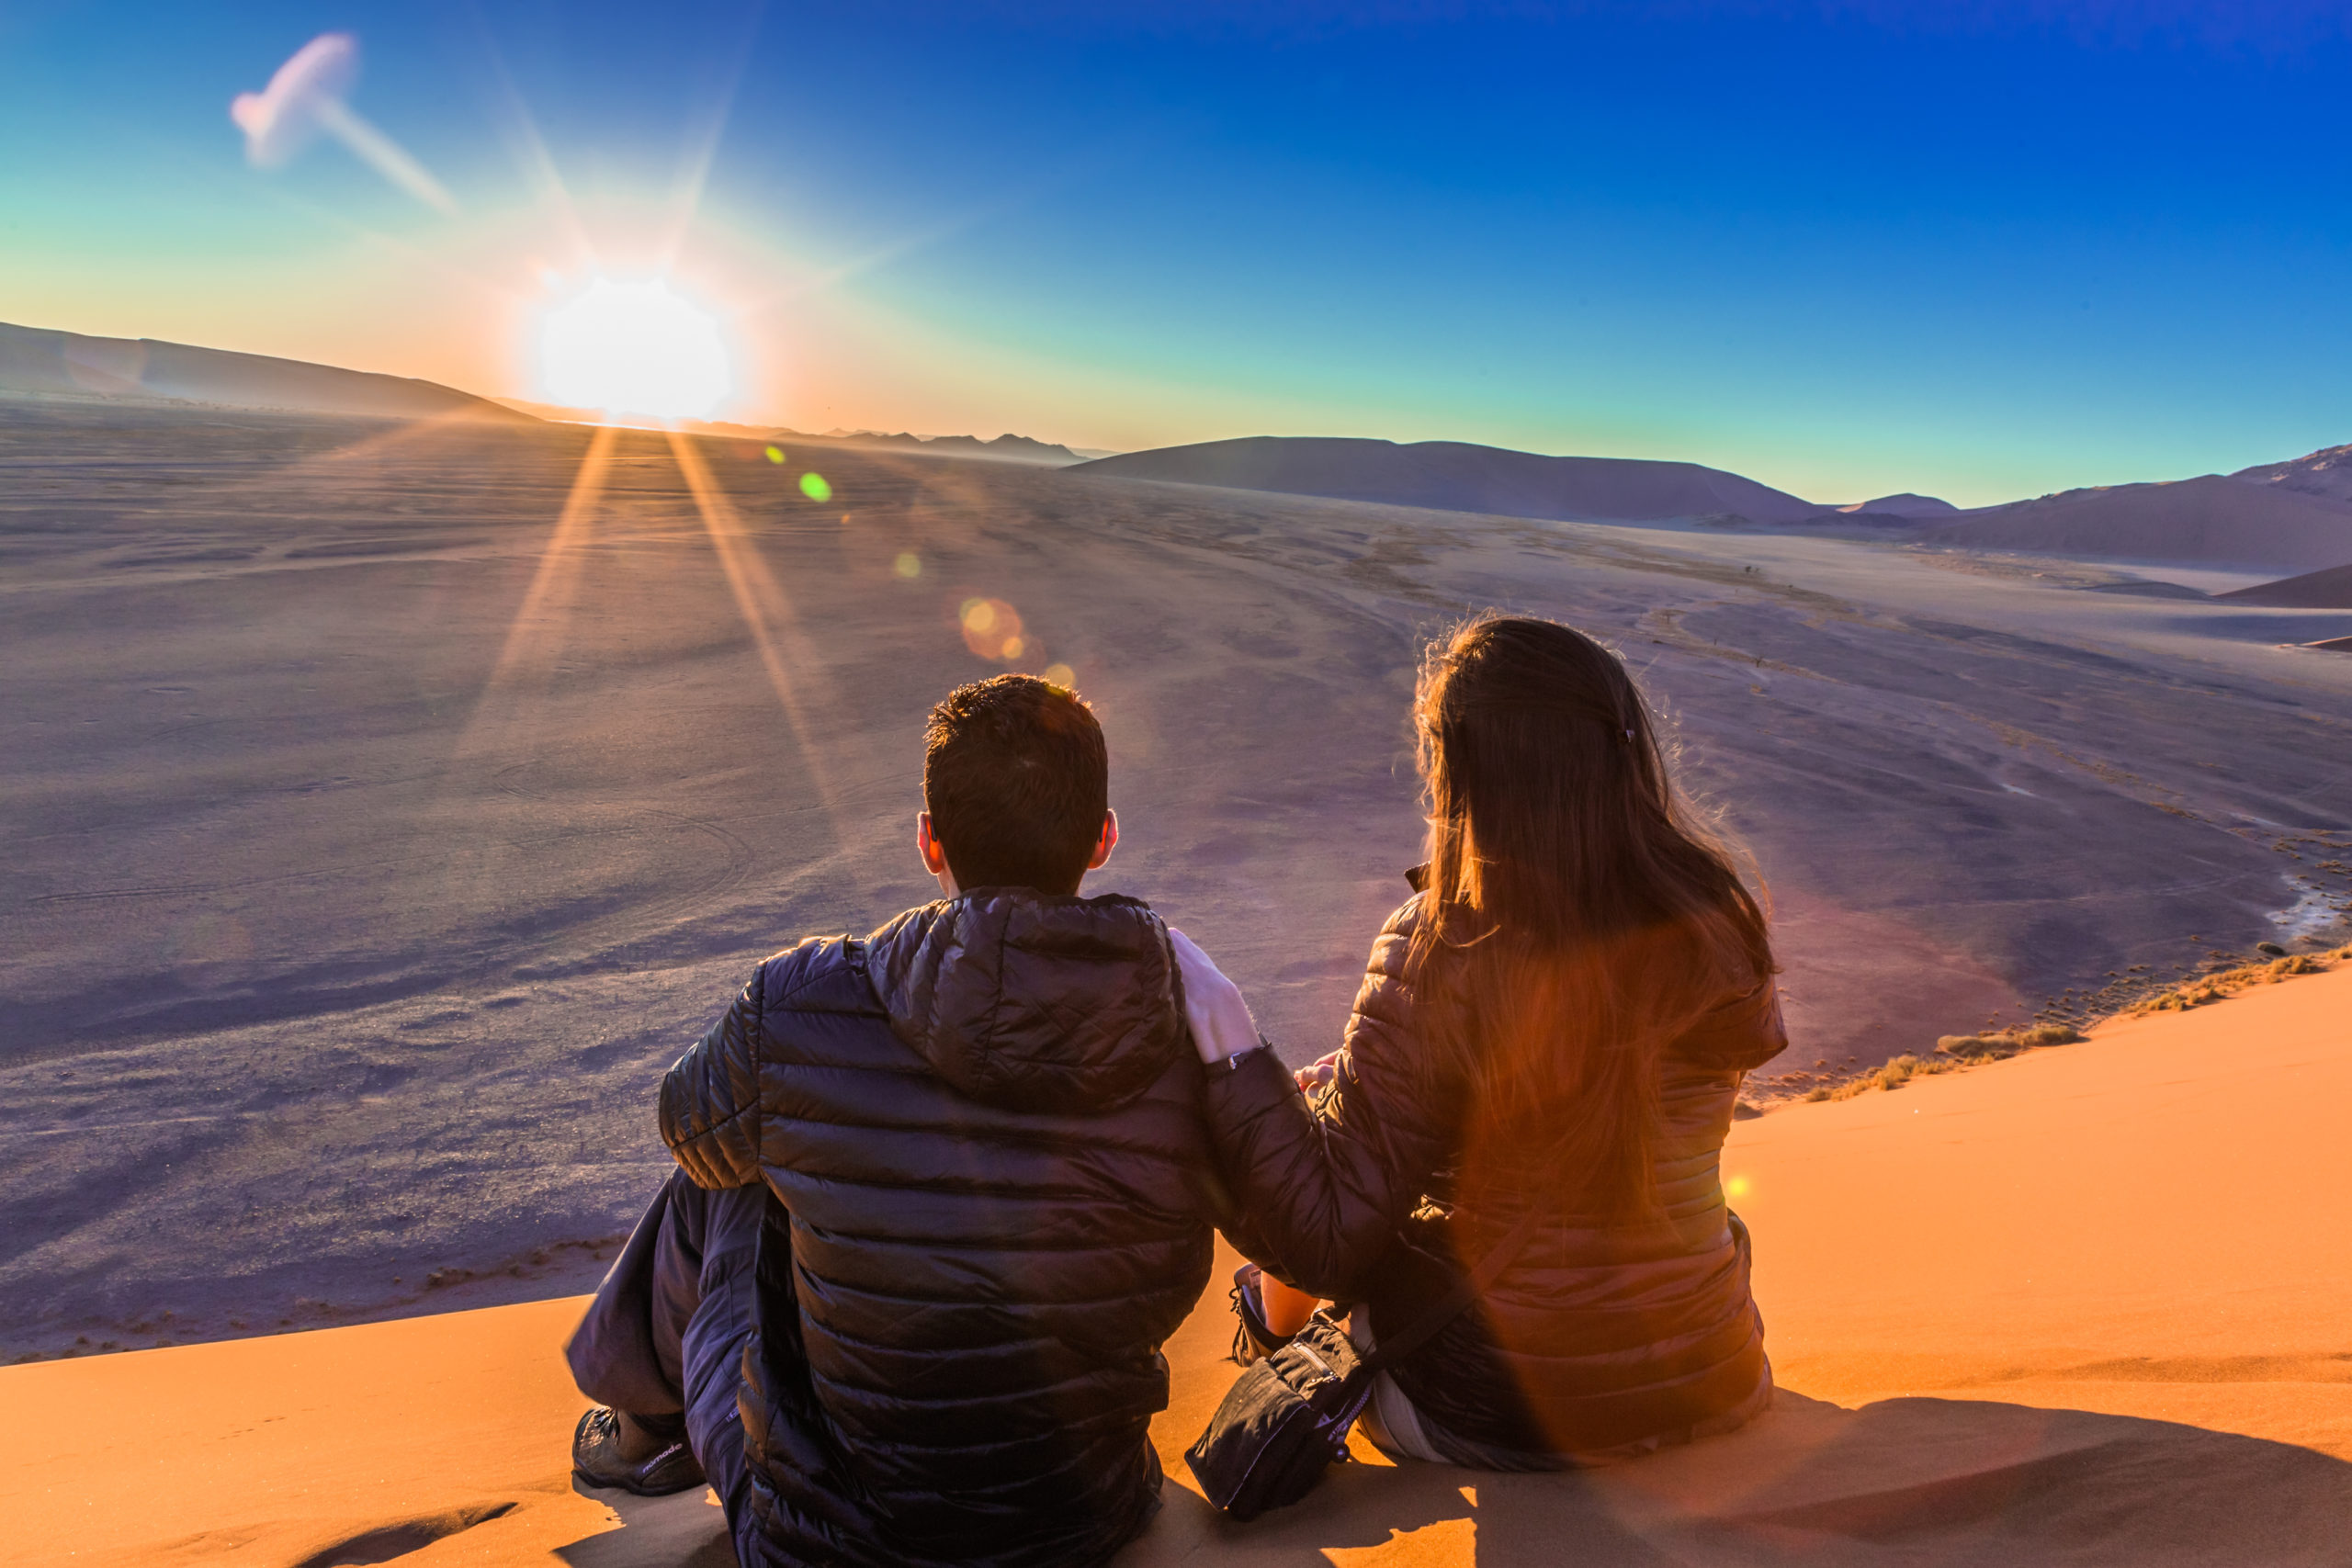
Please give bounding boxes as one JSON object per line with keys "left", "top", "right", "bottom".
{"left": 1807, "top": 1053, "right": 1963, "bottom": 1103}
{"left": 2123, "top": 948, "right": 2345, "bottom": 1015}
{"left": 1935, "top": 1021, "right": 2076, "bottom": 1058}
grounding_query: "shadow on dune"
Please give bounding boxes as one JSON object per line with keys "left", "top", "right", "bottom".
{"left": 555, "top": 1480, "right": 735, "bottom": 1568}
{"left": 1119, "top": 1391, "right": 2352, "bottom": 1566}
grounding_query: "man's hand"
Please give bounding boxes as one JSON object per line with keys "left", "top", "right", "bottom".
{"left": 1167, "top": 927, "right": 1261, "bottom": 1065}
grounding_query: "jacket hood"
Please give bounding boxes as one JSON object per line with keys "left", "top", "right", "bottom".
{"left": 865, "top": 889, "right": 1186, "bottom": 1114}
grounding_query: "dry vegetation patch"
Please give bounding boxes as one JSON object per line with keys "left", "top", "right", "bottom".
{"left": 1791, "top": 947, "right": 2349, "bottom": 1106}
{"left": 2121, "top": 950, "right": 2339, "bottom": 1014}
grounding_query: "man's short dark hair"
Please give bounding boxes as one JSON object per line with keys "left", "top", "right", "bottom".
{"left": 924, "top": 674, "right": 1108, "bottom": 895}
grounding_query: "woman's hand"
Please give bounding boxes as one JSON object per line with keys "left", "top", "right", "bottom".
{"left": 1167, "top": 927, "right": 1261, "bottom": 1064}
{"left": 1295, "top": 1051, "right": 1344, "bottom": 1095}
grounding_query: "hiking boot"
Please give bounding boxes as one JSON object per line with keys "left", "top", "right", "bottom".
{"left": 1228, "top": 1262, "right": 1295, "bottom": 1365}
{"left": 571, "top": 1406, "right": 707, "bottom": 1496}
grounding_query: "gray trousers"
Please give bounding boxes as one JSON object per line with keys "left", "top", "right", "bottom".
{"left": 566, "top": 1168, "right": 772, "bottom": 1541}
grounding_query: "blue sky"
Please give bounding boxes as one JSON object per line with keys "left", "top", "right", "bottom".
{"left": 2, "top": 1, "right": 2347, "bottom": 503}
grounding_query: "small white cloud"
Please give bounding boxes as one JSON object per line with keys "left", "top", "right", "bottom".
{"left": 231, "top": 33, "right": 456, "bottom": 215}
{"left": 231, "top": 33, "right": 357, "bottom": 169}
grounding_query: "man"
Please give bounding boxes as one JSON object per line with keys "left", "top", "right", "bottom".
{"left": 565, "top": 674, "right": 1225, "bottom": 1568}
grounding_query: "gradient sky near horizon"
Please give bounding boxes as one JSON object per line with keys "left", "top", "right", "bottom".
{"left": 2, "top": 1, "right": 2347, "bottom": 505}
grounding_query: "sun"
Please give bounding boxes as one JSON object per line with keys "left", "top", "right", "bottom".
{"left": 538, "top": 278, "right": 733, "bottom": 419}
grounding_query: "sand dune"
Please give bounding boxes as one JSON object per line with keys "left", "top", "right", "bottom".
{"left": 8, "top": 398, "right": 2351, "bottom": 1360}
{"left": 8, "top": 964, "right": 2346, "bottom": 1567}
{"left": 0, "top": 321, "right": 533, "bottom": 423}
{"left": 2219, "top": 562, "right": 2352, "bottom": 609}
{"left": 1836, "top": 491, "right": 1957, "bottom": 517}
{"left": 1921, "top": 474, "right": 2352, "bottom": 572}
{"left": 1071, "top": 434, "right": 1824, "bottom": 524}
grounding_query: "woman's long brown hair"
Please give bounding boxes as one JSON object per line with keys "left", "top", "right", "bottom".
{"left": 1404, "top": 615, "right": 1774, "bottom": 1217}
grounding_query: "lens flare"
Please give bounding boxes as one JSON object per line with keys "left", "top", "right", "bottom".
{"left": 960, "top": 597, "right": 1026, "bottom": 663}
{"left": 538, "top": 278, "right": 732, "bottom": 419}
{"left": 894, "top": 553, "right": 922, "bottom": 578}
{"left": 764, "top": 446, "right": 785, "bottom": 464}
{"left": 1042, "top": 663, "right": 1076, "bottom": 691}
{"left": 799, "top": 471, "right": 832, "bottom": 502}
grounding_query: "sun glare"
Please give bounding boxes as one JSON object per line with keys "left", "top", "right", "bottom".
{"left": 538, "top": 278, "right": 733, "bottom": 419}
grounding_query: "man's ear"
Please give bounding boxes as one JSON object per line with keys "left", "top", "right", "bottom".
{"left": 917, "top": 811, "right": 951, "bottom": 875}
{"left": 1087, "top": 808, "right": 1119, "bottom": 871}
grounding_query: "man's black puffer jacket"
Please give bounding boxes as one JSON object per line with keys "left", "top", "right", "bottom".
{"left": 659, "top": 889, "right": 1221, "bottom": 1568}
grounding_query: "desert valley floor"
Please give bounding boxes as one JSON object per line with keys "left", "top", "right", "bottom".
{"left": 5, "top": 400, "right": 2350, "bottom": 1357}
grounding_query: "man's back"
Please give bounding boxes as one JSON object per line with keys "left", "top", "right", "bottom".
{"left": 660, "top": 888, "right": 1217, "bottom": 1568}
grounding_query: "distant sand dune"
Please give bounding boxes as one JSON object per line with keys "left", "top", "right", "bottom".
{"left": 0, "top": 320, "right": 534, "bottom": 424}
{"left": 2218, "top": 561, "right": 2352, "bottom": 609}
{"left": 1837, "top": 491, "right": 1958, "bottom": 517}
{"left": 1922, "top": 474, "right": 2352, "bottom": 572}
{"left": 1071, "top": 434, "right": 1825, "bottom": 525}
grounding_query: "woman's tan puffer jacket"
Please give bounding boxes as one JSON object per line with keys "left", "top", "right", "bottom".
{"left": 1206, "top": 887, "right": 1785, "bottom": 1463}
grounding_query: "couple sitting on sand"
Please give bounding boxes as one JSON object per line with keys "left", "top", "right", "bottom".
{"left": 565, "top": 614, "right": 1785, "bottom": 1568}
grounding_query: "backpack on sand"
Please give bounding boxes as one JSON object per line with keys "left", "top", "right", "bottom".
{"left": 1182, "top": 1203, "right": 1545, "bottom": 1519}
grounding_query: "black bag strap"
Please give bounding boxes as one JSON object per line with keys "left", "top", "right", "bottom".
{"left": 1357, "top": 1200, "right": 1547, "bottom": 1372}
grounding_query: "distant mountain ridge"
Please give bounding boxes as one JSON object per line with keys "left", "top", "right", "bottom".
{"left": 1078, "top": 432, "right": 2352, "bottom": 576}
{"left": 815, "top": 428, "right": 1079, "bottom": 464}
{"left": 1069, "top": 435, "right": 1821, "bottom": 525}
{"left": 493, "top": 399, "right": 1080, "bottom": 464}
{"left": 8, "top": 321, "right": 2346, "bottom": 572}
{"left": 0, "top": 321, "right": 533, "bottom": 424}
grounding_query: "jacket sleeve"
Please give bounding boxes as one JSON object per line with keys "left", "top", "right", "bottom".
{"left": 1202, "top": 905, "right": 1461, "bottom": 1300}
{"left": 659, "top": 965, "right": 766, "bottom": 1190}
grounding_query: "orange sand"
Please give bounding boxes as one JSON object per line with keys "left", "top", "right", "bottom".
{"left": 9, "top": 967, "right": 2350, "bottom": 1565}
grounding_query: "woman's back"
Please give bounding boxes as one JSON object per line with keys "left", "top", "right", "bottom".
{"left": 1217, "top": 893, "right": 1782, "bottom": 1464}
{"left": 1187, "top": 613, "right": 1783, "bottom": 1467}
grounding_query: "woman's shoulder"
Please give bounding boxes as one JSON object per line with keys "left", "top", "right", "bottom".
{"left": 1366, "top": 888, "right": 1429, "bottom": 977}
{"left": 1671, "top": 964, "right": 1788, "bottom": 1070}
{"left": 1337, "top": 886, "right": 1431, "bottom": 1045}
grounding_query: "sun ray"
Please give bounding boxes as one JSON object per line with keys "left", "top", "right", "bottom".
{"left": 651, "top": 4, "right": 766, "bottom": 276}
{"left": 455, "top": 422, "right": 622, "bottom": 757}
{"left": 662, "top": 425, "right": 850, "bottom": 841}
{"left": 177, "top": 407, "right": 501, "bottom": 505}
{"left": 125, "top": 410, "right": 549, "bottom": 578}
{"left": 469, "top": 20, "right": 600, "bottom": 275}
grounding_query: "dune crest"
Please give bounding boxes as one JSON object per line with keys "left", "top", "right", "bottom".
{"left": 1837, "top": 491, "right": 1958, "bottom": 517}
{"left": 0, "top": 321, "right": 535, "bottom": 424}
{"left": 2232, "top": 441, "right": 2352, "bottom": 508}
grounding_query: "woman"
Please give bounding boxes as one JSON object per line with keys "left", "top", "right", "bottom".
{"left": 1173, "top": 614, "right": 1784, "bottom": 1469}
